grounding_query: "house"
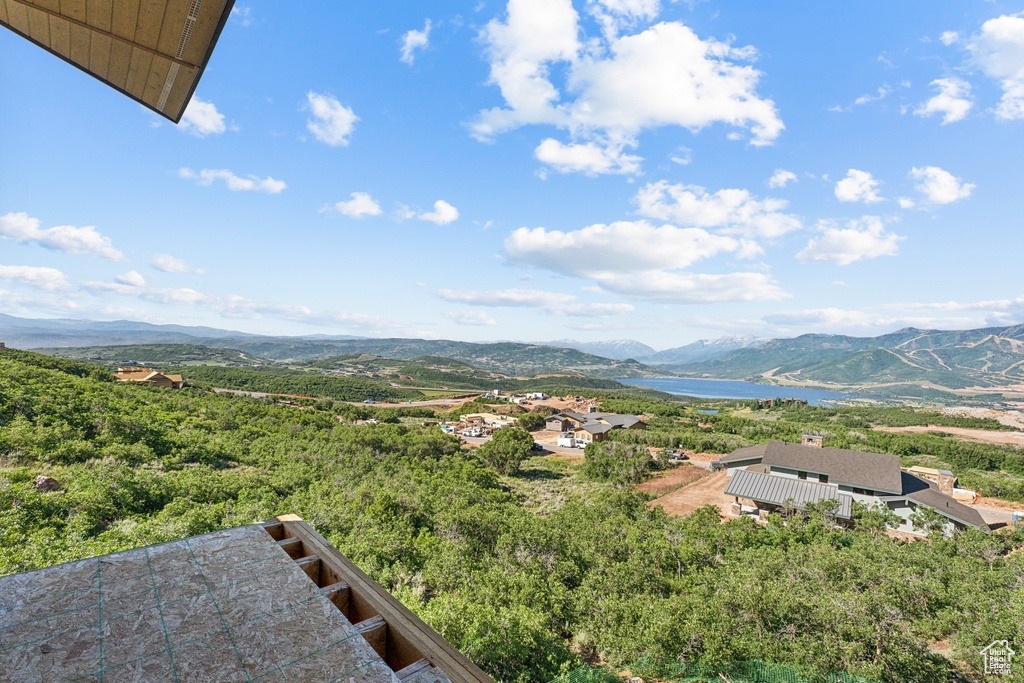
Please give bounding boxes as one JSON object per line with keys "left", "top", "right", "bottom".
{"left": 525, "top": 392, "right": 547, "bottom": 400}
{"left": 114, "top": 367, "right": 184, "bottom": 389}
{"left": 462, "top": 413, "right": 517, "bottom": 429}
{"left": 544, "top": 410, "right": 646, "bottom": 433}
{"left": 572, "top": 422, "right": 614, "bottom": 444}
{"left": 715, "top": 440, "right": 988, "bottom": 536}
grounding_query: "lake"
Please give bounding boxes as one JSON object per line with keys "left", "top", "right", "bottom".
{"left": 619, "top": 377, "right": 865, "bottom": 405}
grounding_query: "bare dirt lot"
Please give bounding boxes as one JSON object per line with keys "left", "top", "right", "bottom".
{"left": 874, "top": 425, "right": 1024, "bottom": 447}
{"left": 648, "top": 469, "right": 732, "bottom": 518}
{"left": 637, "top": 464, "right": 707, "bottom": 496}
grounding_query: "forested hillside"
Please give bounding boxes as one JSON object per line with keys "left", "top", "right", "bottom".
{"left": 1, "top": 349, "right": 1022, "bottom": 683}
{"left": 673, "top": 325, "right": 1024, "bottom": 400}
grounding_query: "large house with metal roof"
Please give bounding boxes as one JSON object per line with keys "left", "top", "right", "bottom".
{"left": 715, "top": 440, "right": 988, "bottom": 536}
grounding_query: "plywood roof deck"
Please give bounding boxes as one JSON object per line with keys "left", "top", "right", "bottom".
{"left": 0, "top": 516, "right": 493, "bottom": 682}
{"left": 1, "top": 0, "right": 235, "bottom": 122}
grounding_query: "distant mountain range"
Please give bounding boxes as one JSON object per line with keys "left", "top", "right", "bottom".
{"left": 639, "top": 336, "right": 769, "bottom": 365}
{"left": 541, "top": 339, "right": 657, "bottom": 360}
{"left": 671, "top": 326, "right": 1024, "bottom": 400}
{"left": 3, "top": 315, "right": 664, "bottom": 379}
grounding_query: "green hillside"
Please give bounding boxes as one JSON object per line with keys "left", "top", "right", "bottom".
{"left": 673, "top": 325, "right": 1024, "bottom": 401}
{"left": 2, "top": 348, "right": 1022, "bottom": 683}
{"left": 42, "top": 343, "right": 268, "bottom": 366}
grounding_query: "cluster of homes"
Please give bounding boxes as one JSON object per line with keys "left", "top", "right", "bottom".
{"left": 437, "top": 412, "right": 520, "bottom": 438}
{"left": 545, "top": 407, "right": 646, "bottom": 448}
{"left": 113, "top": 367, "right": 184, "bottom": 389}
{"left": 715, "top": 434, "right": 988, "bottom": 537}
{"left": 480, "top": 390, "right": 548, "bottom": 404}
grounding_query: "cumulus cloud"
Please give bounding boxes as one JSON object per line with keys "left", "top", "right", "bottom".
{"left": 436, "top": 287, "right": 634, "bottom": 316}
{"left": 634, "top": 181, "right": 802, "bottom": 239}
{"left": 418, "top": 200, "right": 460, "bottom": 225}
{"left": 834, "top": 169, "right": 883, "bottom": 203}
{"left": 796, "top": 216, "right": 903, "bottom": 265}
{"left": 968, "top": 14, "right": 1024, "bottom": 120}
{"left": 179, "top": 97, "right": 227, "bottom": 136}
{"left": 940, "top": 31, "right": 960, "bottom": 46}
{"left": 472, "top": 0, "right": 783, "bottom": 175}
{"left": 400, "top": 20, "right": 432, "bottom": 64}
{"left": 0, "top": 212, "right": 125, "bottom": 261}
{"left": 178, "top": 168, "right": 286, "bottom": 193}
{"left": 0, "top": 264, "right": 69, "bottom": 291}
{"left": 914, "top": 78, "right": 973, "bottom": 124}
{"left": 326, "top": 192, "right": 383, "bottom": 218}
{"left": 502, "top": 219, "right": 786, "bottom": 303}
{"left": 115, "top": 271, "right": 146, "bottom": 287}
{"left": 305, "top": 91, "right": 358, "bottom": 146}
{"left": 443, "top": 310, "right": 497, "bottom": 326}
{"left": 897, "top": 197, "right": 916, "bottom": 209}
{"left": 909, "top": 166, "right": 975, "bottom": 204}
{"left": 534, "top": 138, "right": 642, "bottom": 175}
{"left": 767, "top": 169, "right": 797, "bottom": 189}
{"left": 151, "top": 253, "right": 204, "bottom": 274}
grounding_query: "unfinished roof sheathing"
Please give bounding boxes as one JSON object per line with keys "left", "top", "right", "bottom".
{"left": 0, "top": 0, "right": 235, "bottom": 122}
{"left": 0, "top": 520, "right": 488, "bottom": 681}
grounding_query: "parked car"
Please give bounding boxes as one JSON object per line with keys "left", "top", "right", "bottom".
{"left": 363, "top": 399, "right": 376, "bottom": 404}
{"left": 530, "top": 442, "right": 543, "bottom": 451}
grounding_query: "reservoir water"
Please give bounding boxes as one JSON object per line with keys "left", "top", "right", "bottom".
{"left": 619, "top": 377, "right": 864, "bottom": 406}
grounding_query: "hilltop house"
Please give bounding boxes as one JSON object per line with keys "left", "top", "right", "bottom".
{"left": 462, "top": 413, "right": 517, "bottom": 429}
{"left": 545, "top": 410, "right": 645, "bottom": 444}
{"left": 114, "top": 367, "right": 184, "bottom": 389}
{"left": 714, "top": 439, "right": 987, "bottom": 537}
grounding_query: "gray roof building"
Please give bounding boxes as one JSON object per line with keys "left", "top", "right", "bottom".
{"left": 717, "top": 440, "right": 988, "bottom": 532}
{"left": 725, "top": 468, "right": 854, "bottom": 518}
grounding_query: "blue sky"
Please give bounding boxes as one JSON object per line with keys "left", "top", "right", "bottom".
{"left": 2, "top": 1, "right": 1023, "bottom": 349}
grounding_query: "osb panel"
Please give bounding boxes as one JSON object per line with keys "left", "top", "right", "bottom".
{"left": 0, "top": 525, "right": 395, "bottom": 681}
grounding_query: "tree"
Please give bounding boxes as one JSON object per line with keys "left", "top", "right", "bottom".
{"left": 477, "top": 427, "right": 534, "bottom": 476}
{"left": 515, "top": 413, "right": 547, "bottom": 432}
{"left": 910, "top": 505, "right": 950, "bottom": 538}
{"left": 851, "top": 501, "right": 901, "bottom": 537}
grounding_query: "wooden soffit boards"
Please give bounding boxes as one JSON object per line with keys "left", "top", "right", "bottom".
{"left": 0, "top": 0, "right": 234, "bottom": 122}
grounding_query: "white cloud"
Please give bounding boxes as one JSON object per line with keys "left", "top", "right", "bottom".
{"left": 634, "top": 181, "right": 802, "bottom": 239}
{"left": 590, "top": 270, "right": 789, "bottom": 304}
{"left": 472, "top": 0, "right": 782, "bottom": 175}
{"left": 0, "top": 264, "right": 69, "bottom": 291}
{"left": 767, "top": 169, "right": 797, "bottom": 189}
{"left": 443, "top": 310, "right": 497, "bottom": 326}
{"left": 400, "top": 20, "right": 432, "bottom": 65}
{"left": 897, "top": 197, "right": 916, "bottom": 209}
{"left": 436, "top": 287, "right": 635, "bottom": 317}
{"left": 115, "top": 271, "right": 146, "bottom": 287}
{"left": 834, "top": 169, "right": 883, "bottom": 203}
{"left": 438, "top": 288, "right": 562, "bottom": 308}
{"left": 503, "top": 219, "right": 786, "bottom": 303}
{"left": 968, "top": 15, "right": 1024, "bottom": 120}
{"left": 83, "top": 280, "right": 407, "bottom": 334}
{"left": 0, "top": 212, "right": 126, "bottom": 261}
{"left": 853, "top": 84, "right": 892, "bottom": 106}
{"left": 914, "top": 78, "right": 973, "bottom": 124}
{"left": 305, "top": 92, "right": 358, "bottom": 146}
{"left": 796, "top": 216, "right": 903, "bottom": 266}
{"left": 418, "top": 200, "right": 460, "bottom": 225}
{"left": 179, "top": 97, "right": 227, "bottom": 136}
{"left": 327, "top": 192, "right": 383, "bottom": 218}
{"left": 909, "top": 166, "right": 975, "bottom": 204}
{"left": 506, "top": 220, "right": 737, "bottom": 274}
{"left": 178, "top": 168, "right": 286, "bottom": 194}
{"left": 230, "top": 6, "right": 254, "bottom": 26}
{"left": 940, "top": 31, "right": 960, "bottom": 46}
{"left": 151, "top": 253, "right": 204, "bottom": 274}
{"left": 534, "top": 138, "right": 642, "bottom": 175}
